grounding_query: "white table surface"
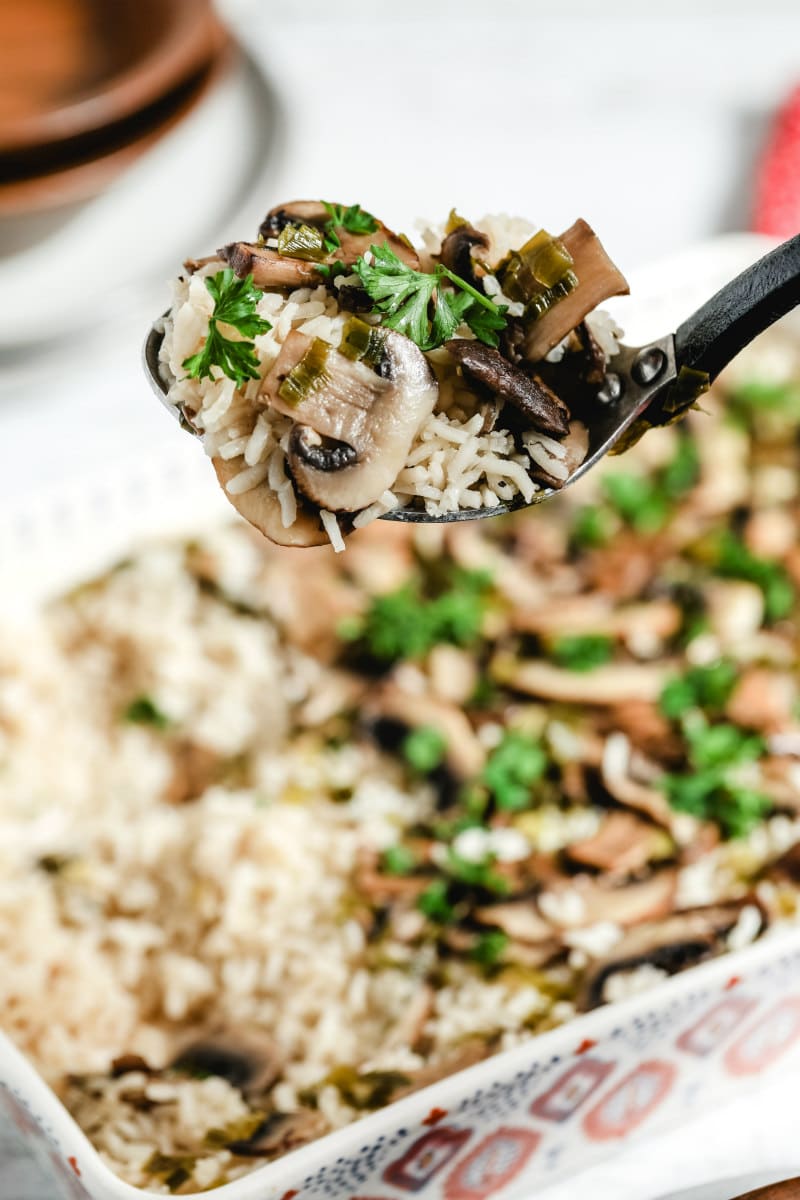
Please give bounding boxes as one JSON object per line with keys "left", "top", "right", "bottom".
{"left": 2, "top": 2, "right": 800, "bottom": 1196}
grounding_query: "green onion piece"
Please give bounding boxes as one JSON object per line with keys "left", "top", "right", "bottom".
{"left": 551, "top": 634, "right": 614, "bottom": 672}
{"left": 338, "top": 317, "right": 386, "bottom": 367}
{"left": 471, "top": 929, "right": 509, "bottom": 966}
{"left": 277, "top": 338, "right": 332, "bottom": 407}
{"left": 499, "top": 229, "right": 576, "bottom": 311}
{"left": 277, "top": 223, "right": 327, "bottom": 262}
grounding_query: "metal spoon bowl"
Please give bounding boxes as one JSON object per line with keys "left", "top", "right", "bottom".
{"left": 143, "top": 234, "right": 800, "bottom": 524}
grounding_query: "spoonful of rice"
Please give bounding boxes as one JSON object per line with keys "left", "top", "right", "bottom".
{"left": 143, "top": 201, "right": 800, "bottom": 549}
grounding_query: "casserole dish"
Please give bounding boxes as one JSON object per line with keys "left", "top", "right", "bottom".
{"left": 2, "top": 234, "right": 800, "bottom": 1200}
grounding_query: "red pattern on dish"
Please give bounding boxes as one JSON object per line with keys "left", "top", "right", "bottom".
{"left": 383, "top": 1127, "right": 473, "bottom": 1191}
{"left": 582, "top": 1061, "right": 676, "bottom": 1140}
{"left": 443, "top": 1128, "right": 540, "bottom": 1200}
{"left": 676, "top": 996, "right": 758, "bottom": 1057}
{"left": 530, "top": 1058, "right": 615, "bottom": 1123}
{"left": 724, "top": 996, "right": 800, "bottom": 1076}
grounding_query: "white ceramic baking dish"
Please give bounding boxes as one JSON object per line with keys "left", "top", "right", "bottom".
{"left": 3, "top": 234, "right": 800, "bottom": 1200}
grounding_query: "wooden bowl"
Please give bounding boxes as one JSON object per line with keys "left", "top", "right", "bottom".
{"left": 0, "top": 0, "right": 221, "bottom": 154}
{"left": 0, "top": 36, "right": 232, "bottom": 216}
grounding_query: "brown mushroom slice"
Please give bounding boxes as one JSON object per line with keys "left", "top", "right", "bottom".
{"left": 259, "top": 201, "right": 332, "bottom": 239}
{"left": 391, "top": 1037, "right": 496, "bottom": 1100}
{"left": 170, "top": 1028, "right": 284, "bottom": 1098}
{"left": 367, "top": 680, "right": 486, "bottom": 779}
{"left": 225, "top": 1109, "right": 326, "bottom": 1158}
{"left": 473, "top": 899, "right": 554, "bottom": 943}
{"left": 212, "top": 457, "right": 328, "bottom": 548}
{"left": 491, "top": 656, "right": 670, "bottom": 705}
{"left": 579, "top": 901, "right": 766, "bottom": 1010}
{"left": 439, "top": 221, "right": 489, "bottom": 287}
{"left": 565, "top": 811, "right": 670, "bottom": 877}
{"left": 262, "top": 329, "right": 438, "bottom": 514}
{"left": 220, "top": 241, "right": 324, "bottom": 289}
{"left": 520, "top": 219, "right": 629, "bottom": 362}
{"left": 544, "top": 869, "right": 678, "bottom": 931}
{"left": 444, "top": 339, "right": 570, "bottom": 437}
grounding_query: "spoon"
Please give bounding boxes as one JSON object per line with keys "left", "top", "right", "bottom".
{"left": 143, "top": 234, "right": 800, "bottom": 524}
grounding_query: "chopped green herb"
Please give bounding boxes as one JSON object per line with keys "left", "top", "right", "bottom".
{"left": 446, "top": 850, "right": 510, "bottom": 895}
{"left": 570, "top": 505, "right": 613, "bottom": 549}
{"left": 551, "top": 634, "right": 614, "bottom": 672}
{"left": 471, "top": 928, "right": 510, "bottom": 967}
{"left": 351, "top": 569, "right": 493, "bottom": 663}
{"left": 482, "top": 730, "right": 546, "bottom": 812}
{"left": 602, "top": 472, "right": 669, "bottom": 533}
{"left": 662, "top": 711, "right": 770, "bottom": 838}
{"left": 729, "top": 378, "right": 800, "bottom": 424}
{"left": 381, "top": 844, "right": 418, "bottom": 876}
{"left": 660, "top": 433, "right": 700, "bottom": 498}
{"left": 182, "top": 269, "right": 271, "bottom": 387}
{"left": 714, "top": 530, "right": 795, "bottom": 622}
{"left": 354, "top": 243, "right": 507, "bottom": 350}
{"left": 417, "top": 878, "right": 456, "bottom": 923}
{"left": 124, "top": 695, "right": 170, "bottom": 730}
{"left": 321, "top": 201, "right": 379, "bottom": 252}
{"left": 323, "top": 1065, "right": 410, "bottom": 1110}
{"left": 659, "top": 659, "right": 738, "bottom": 720}
{"left": 403, "top": 725, "right": 447, "bottom": 773}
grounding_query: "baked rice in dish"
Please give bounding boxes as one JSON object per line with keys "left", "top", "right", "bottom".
{"left": 3, "top": 332, "right": 800, "bottom": 1191}
{"left": 159, "top": 204, "right": 628, "bottom": 549}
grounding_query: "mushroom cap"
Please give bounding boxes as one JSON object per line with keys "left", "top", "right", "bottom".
{"left": 279, "top": 330, "right": 438, "bottom": 514}
{"left": 212, "top": 457, "right": 328, "bottom": 548}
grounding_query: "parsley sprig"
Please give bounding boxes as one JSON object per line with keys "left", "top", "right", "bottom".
{"left": 182, "top": 270, "right": 272, "bottom": 387}
{"left": 321, "top": 202, "right": 378, "bottom": 252}
{"left": 354, "top": 243, "right": 507, "bottom": 350}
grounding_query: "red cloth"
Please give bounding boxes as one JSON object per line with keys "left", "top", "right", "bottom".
{"left": 752, "top": 84, "right": 800, "bottom": 237}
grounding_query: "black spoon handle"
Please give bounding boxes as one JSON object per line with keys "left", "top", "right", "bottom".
{"left": 674, "top": 233, "right": 800, "bottom": 382}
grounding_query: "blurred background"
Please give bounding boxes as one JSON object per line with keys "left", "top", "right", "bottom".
{"left": 0, "top": 0, "right": 799, "bottom": 517}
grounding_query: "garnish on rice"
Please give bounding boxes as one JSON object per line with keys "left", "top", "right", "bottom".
{"left": 162, "top": 200, "right": 632, "bottom": 549}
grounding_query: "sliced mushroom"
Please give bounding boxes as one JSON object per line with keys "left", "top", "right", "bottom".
{"left": 390, "top": 1037, "right": 496, "bottom": 1100}
{"left": 259, "top": 201, "right": 332, "bottom": 239}
{"left": 163, "top": 739, "right": 220, "bottom": 805}
{"left": 366, "top": 680, "right": 486, "bottom": 778}
{"left": 226, "top": 1109, "right": 326, "bottom": 1158}
{"left": 473, "top": 899, "right": 554, "bottom": 943}
{"left": 220, "top": 241, "right": 323, "bottom": 289}
{"left": 579, "top": 900, "right": 766, "bottom": 1009}
{"left": 439, "top": 221, "right": 489, "bottom": 287}
{"left": 170, "top": 1028, "right": 284, "bottom": 1097}
{"left": 212, "top": 457, "right": 328, "bottom": 547}
{"left": 519, "top": 219, "right": 629, "bottom": 362}
{"left": 261, "top": 329, "right": 438, "bottom": 514}
{"left": 725, "top": 667, "right": 797, "bottom": 733}
{"left": 543, "top": 868, "right": 678, "bottom": 931}
{"left": 565, "top": 811, "right": 670, "bottom": 877}
{"left": 445, "top": 339, "right": 570, "bottom": 437}
{"left": 491, "top": 656, "right": 670, "bottom": 705}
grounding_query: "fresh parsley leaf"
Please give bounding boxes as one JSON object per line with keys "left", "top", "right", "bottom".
{"left": 182, "top": 270, "right": 271, "bottom": 387}
{"left": 354, "top": 243, "right": 507, "bottom": 350}
{"left": 417, "top": 878, "right": 456, "bottom": 923}
{"left": 662, "top": 711, "right": 770, "bottom": 838}
{"left": 446, "top": 851, "right": 510, "bottom": 894}
{"left": 321, "top": 201, "right": 378, "bottom": 252}
{"left": 471, "top": 929, "right": 509, "bottom": 967}
{"left": 570, "top": 505, "right": 613, "bottom": 549}
{"left": 659, "top": 659, "right": 738, "bottom": 720}
{"left": 551, "top": 634, "right": 614, "bottom": 672}
{"left": 124, "top": 695, "right": 170, "bottom": 730}
{"left": 602, "top": 472, "right": 669, "bottom": 533}
{"left": 382, "top": 844, "right": 418, "bottom": 876}
{"left": 714, "top": 531, "right": 795, "bottom": 622}
{"left": 403, "top": 726, "right": 448, "bottom": 773}
{"left": 352, "top": 569, "right": 493, "bottom": 663}
{"left": 482, "top": 730, "right": 546, "bottom": 812}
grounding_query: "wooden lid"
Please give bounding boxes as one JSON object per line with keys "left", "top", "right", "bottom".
{"left": 0, "top": 0, "right": 221, "bottom": 154}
